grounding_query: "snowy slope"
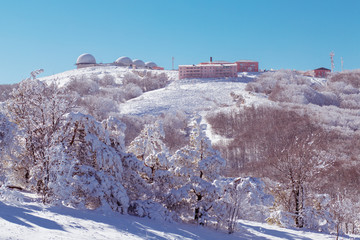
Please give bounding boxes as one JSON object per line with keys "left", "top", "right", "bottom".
{"left": 1, "top": 190, "right": 358, "bottom": 240}
{"left": 119, "top": 77, "right": 268, "bottom": 116}
{"left": 39, "top": 66, "right": 267, "bottom": 117}
{"left": 40, "top": 66, "right": 179, "bottom": 87}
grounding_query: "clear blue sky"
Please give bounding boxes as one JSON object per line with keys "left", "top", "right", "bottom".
{"left": 0, "top": 0, "right": 359, "bottom": 84}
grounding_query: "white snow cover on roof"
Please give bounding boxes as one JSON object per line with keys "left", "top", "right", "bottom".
{"left": 145, "top": 62, "right": 157, "bottom": 68}
{"left": 115, "top": 56, "right": 132, "bottom": 66}
{"left": 76, "top": 53, "right": 96, "bottom": 64}
{"left": 132, "top": 59, "right": 145, "bottom": 67}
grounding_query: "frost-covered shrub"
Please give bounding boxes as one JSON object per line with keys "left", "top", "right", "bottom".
{"left": 123, "top": 83, "right": 143, "bottom": 100}
{"left": 325, "top": 71, "right": 360, "bottom": 109}
{"left": 99, "top": 74, "right": 116, "bottom": 87}
{"left": 329, "top": 70, "right": 360, "bottom": 89}
{"left": 267, "top": 191, "right": 334, "bottom": 232}
{"left": 214, "top": 177, "right": 273, "bottom": 233}
{"left": 65, "top": 75, "right": 100, "bottom": 95}
{"left": 128, "top": 200, "right": 178, "bottom": 222}
{"left": 0, "top": 83, "right": 18, "bottom": 102}
{"left": 246, "top": 70, "right": 339, "bottom": 106}
{"left": 123, "top": 71, "right": 170, "bottom": 93}
{"left": 78, "top": 95, "right": 119, "bottom": 120}
{"left": 0, "top": 186, "right": 24, "bottom": 204}
{"left": 162, "top": 111, "right": 188, "bottom": 153}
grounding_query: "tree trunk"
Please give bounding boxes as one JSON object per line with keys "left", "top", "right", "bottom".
{"left": 293, "top": 186, "right": 303, "bottom": 228}
{"left": 194, "top": 193, "right": 204, "bottom": 225}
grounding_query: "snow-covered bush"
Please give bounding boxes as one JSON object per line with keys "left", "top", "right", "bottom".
{"left": 78, "top": 95, "right": 119, "bottom": 120}
{"left": 246, "top": 70, "right": 340, "bottom": 106}
{"left": 128, "top": 200, "right": 178, "bottom": 222}
{"left": 123, "top": 71, "right": 170, "bottom": 93}
{"left": 214, "top": 177, "right": 273, "bottom": 233}
{"left": 0, "top": 83, "right": 18, "bottom": 102}
{"left": 65, "top": 75, "right": 100, "bottom": 95}
{"left": 326, "top": 70, "right": 360, "bottom": 109}
{"left": 122, "top": 83, "right": 143, "bottom": 100}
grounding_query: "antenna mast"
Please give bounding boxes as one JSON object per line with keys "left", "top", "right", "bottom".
{"left": 341, "top": 57, "right": 343, "bottom": 72}
{"left": 330, "top": 51, "right": 335, "bottom": 72}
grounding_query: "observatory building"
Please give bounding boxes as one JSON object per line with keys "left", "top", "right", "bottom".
{"left": 115, "top": 56, "right": 132, "bottom": 66}
{"left": 76, "top": 53, "right": 97, "bottom": 69}
{"left": 132, "top": 59, "right": 146, "bottom": 69}
{"left": 75, "top": 53, "right": 164, "bottom": 70}
{"left": 145, "top": 61, "right": 157, "bottom": 69}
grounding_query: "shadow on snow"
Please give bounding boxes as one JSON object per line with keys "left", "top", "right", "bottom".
{"left": 0, "top": 201, "right": 64, "bottom": 231}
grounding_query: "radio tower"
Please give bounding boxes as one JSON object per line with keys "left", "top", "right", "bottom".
{"left": 330, "top": 51, "right": 335, "bottom": 72}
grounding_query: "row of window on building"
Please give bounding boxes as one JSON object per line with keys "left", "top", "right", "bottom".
{"left": 178, "top": 59, "right": 259, "bottom": 79}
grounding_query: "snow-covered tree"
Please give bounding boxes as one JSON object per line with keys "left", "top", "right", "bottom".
{"left": 0, "top": 112, "right": 18, "bottom": 185}
{"left": 6, "top": 71, "right": 75, "bottom": 200}
{"left": 49, "top": 112, "right": 129, "bottom": 212}
{"left": 168, "top": 116, "right": 226, "bottom": 225}
{"left": 128, "top": 121, "right": 174, "bottom": 202}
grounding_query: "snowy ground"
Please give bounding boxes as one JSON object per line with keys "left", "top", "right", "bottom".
{"left": 119, "top": 76, "right": 268, "bottom": 116}
{"left": 0, "top": 190, "right": 358, "bottom": 240}
{"left": 40, "top": 66, "right": 179, "bottom": 87}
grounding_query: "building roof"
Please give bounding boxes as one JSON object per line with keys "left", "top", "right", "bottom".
{"left": 115, "top": 56, "right": 132, "bottom": 65}
{"left": 235, "top": 60, "right": 258, "bottom": 63}
{"left": 132, "top": 59, "right": 145, "bottom": 67}
{"left": 314, "top": 67, "right": 331, "bottom": 71}
{"left": 145, "top": 61, "right": 157, "bottom": 68}
{"left": 179, "top": 63, "right": 237, "bottom": 67}
{"left": 76, "top": 53, "right": 96, "bottom": 65}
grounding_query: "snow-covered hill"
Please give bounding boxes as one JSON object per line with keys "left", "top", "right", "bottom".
{"left": 40, "top": 66, "right": 179, "bottom": 87}
{"left": 40, "top": 66, "right": 269, "bottom": 117}
{"left": 119, "top": 76, "right": 267, "bottom": 117}
{"left": 1, "top": 189, "right": 357, "bottom": 240}
{"left": 16, "top": 67, "right": 358, "bottom": 240}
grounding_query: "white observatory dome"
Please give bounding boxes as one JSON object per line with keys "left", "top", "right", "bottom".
{"left": 76, "top": 53, "right": 96, "bottom": 64}
{"left": 115, "top": 56, "right": 132, "bottom": 66}
{"left": 132, "top": 59, "right": 145, "bottom": 67}
{"left": 145, "top": 62, "right": 157, "bottom": 68}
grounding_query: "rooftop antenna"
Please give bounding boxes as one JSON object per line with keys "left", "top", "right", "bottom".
{"left": 341, "top": 57, "right": 344, "bottom": 72}
{"left": 172, "top": 56, "right": 174, "bottom": 70}
{"left": 330, "top": 51, "right": 335, "bottom": 72}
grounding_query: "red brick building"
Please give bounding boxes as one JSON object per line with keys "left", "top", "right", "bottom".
{"left": 314, "top": 67, "right": 331, "bottom": 78}
{"left": 235, "top": 60, "right": 259, "bottom": 72}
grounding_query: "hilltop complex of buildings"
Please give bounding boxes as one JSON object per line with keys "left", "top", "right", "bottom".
{"left": 75, "top": 53, "right": 332, "bottom": 79}
{"left": 178, "top": 58, "right": 259, "bottom": 79}
{"left": 75, "top": 53, "right": 164, "bottom": 70}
